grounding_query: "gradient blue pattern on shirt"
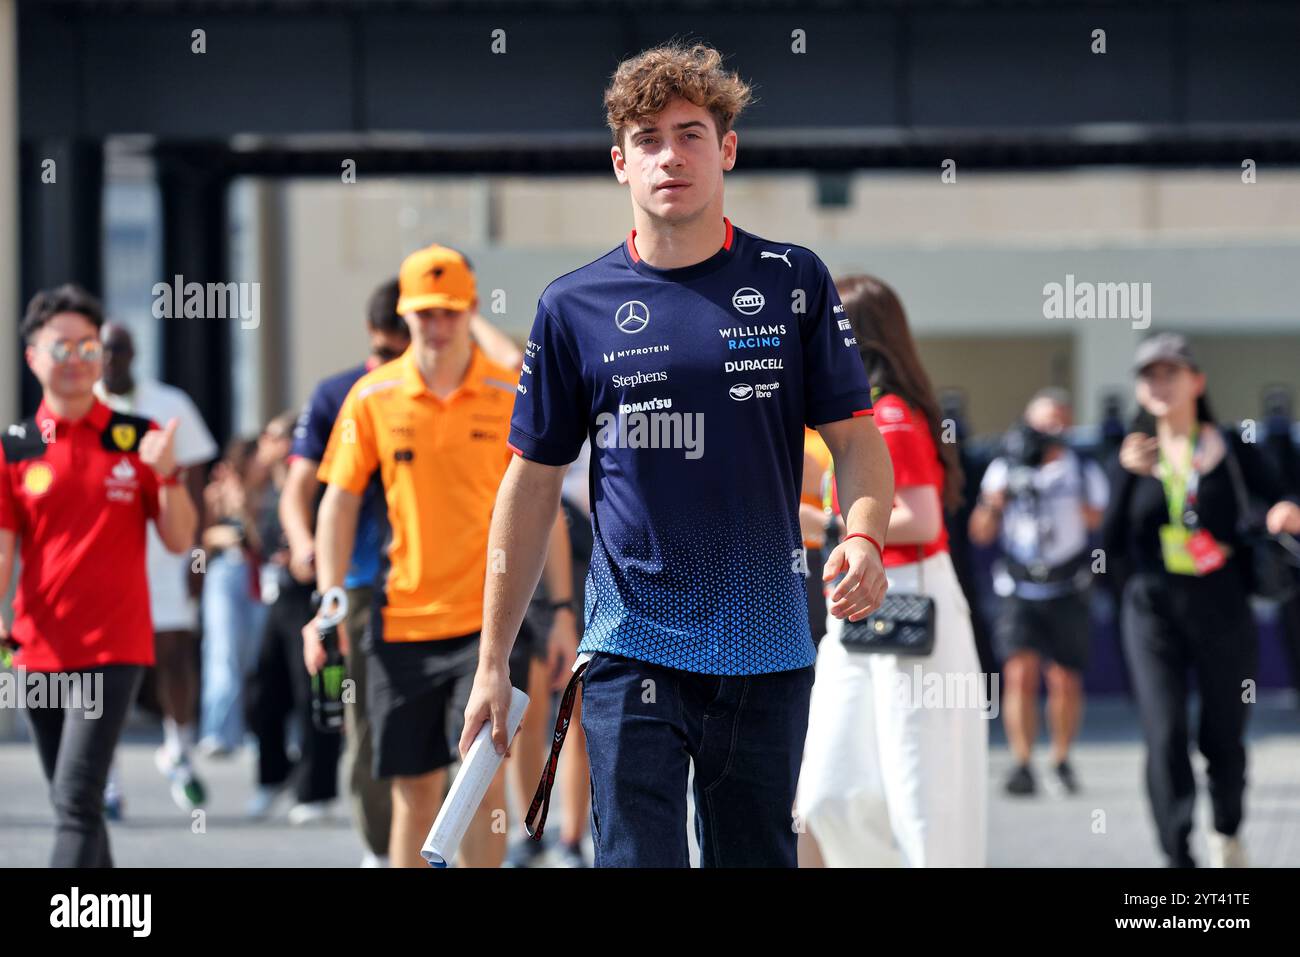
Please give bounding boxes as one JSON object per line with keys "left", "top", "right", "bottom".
{"left": 509, "top": 223, "right": 872, "bottom": 675}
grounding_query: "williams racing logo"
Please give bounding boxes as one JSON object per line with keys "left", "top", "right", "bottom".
{"left": 718, "top": 324, "right": 785, "bottom": 351}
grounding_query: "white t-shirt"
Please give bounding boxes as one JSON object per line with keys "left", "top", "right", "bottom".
{"left": 981, "top": 449, "right": 1109, "bottom": 570}
{"left": 95, "top": 378, "right": 218, "bottom": 630}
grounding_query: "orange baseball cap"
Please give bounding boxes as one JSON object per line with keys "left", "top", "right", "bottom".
{"left": 397, "top": 244, "right": 476, "bottom": 314}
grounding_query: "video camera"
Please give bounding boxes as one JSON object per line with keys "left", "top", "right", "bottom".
{"left": 1001, "top": 421, "right": 1064, "bottom": 499}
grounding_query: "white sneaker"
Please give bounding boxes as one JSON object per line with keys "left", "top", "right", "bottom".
{"left": 360, "top": 852, "right": 390, "bottom": 868}
{"left": 287, "top": 800, "right": 334, "bottom": 826}
{"left": 196, "top": 737, "right": 237, "bottom": 760}
{"left": 154, "top": 747, "right": 207, "bottom": 811}
{"left": 1207, "top": 832, "right": 1248, "bottom": 868}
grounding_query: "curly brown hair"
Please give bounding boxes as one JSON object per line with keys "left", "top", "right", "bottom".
{"left": 604, "top": 41, "right": 753, "bottom": 150}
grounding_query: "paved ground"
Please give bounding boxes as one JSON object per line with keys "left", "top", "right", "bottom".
{"left": 1, "top": 696, "right": 1297, "bottom": 867}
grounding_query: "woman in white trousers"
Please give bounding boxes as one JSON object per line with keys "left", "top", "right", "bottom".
{"left": 796, "top": 274, "right": 988, "bottom": 868}
{"left": 799, "top": 550, "right": 988, "bottom": 866}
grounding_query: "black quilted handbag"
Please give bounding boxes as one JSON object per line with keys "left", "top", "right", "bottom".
{"left": 840, "top": 546, "right": 936, "bottom": 657}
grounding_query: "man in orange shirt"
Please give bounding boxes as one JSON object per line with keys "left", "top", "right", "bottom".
{"left": 304, "top": 245, "right": 575, "bottom": 867}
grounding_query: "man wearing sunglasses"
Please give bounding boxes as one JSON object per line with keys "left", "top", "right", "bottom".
{"left": 0, "top": 283, "right": 197, "bottom": 866}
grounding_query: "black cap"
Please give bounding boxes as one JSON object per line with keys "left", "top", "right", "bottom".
{"left": 1133, "top": 333, "right": 1197, "bottom": 374}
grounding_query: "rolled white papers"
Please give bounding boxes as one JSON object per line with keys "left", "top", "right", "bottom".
{"left": 421, "top": 687, "right": 530, "bottom": 867}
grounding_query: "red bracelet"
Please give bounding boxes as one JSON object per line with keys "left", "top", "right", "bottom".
{"left": 843, "top": 532, "right": 884, "bottom": 558}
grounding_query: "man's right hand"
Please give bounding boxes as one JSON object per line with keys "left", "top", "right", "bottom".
{"left": 459, "top": 664, "right": 515, "bottom": 758}
{"left": 301, "top": 617, "right": 349, "bottom": 675}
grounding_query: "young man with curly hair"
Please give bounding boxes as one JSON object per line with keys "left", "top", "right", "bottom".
{"left": 461, "top": 42, "right": 894, "bottom": 867}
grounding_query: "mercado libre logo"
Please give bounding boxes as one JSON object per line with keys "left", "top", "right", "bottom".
{"left": 23, "top": 463, "right": 54, "bottom": 497}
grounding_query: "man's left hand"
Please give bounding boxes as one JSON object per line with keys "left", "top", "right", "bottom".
{"left": 823, "top": 535, "right": 888, "bottom": 622}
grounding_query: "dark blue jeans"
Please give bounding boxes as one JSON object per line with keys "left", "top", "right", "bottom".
{"left": 580, "top": 652, "right": 815, "bottom": 867}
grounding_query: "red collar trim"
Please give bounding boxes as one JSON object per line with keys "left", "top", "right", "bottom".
{"left": 36, "top": 397, "right": 112, "bottom": 434}
{"left": 626, "top": 216, "right": 733, "bottom": 264}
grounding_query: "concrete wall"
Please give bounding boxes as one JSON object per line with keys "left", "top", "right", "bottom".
{"left": 270, "top": 169, "right": 1300, "bottom": 437}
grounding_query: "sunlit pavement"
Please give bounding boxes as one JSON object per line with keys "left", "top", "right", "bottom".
{"left": 2, "top": 698, "right": 1297, "bottom": 868}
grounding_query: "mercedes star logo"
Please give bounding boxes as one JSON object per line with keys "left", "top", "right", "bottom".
{"left": 615, "top": 300, "right": 650, "bottom": 334}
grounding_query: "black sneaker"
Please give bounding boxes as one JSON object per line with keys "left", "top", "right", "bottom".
{"left": 1004, "top": 764, "right": 1036, "bottom": 796}
{"left": 1052, "top": 760, "right": 1081, "bottom": 796}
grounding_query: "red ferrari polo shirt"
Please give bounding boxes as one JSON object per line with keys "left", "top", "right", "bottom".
{"left": 0, "top": 399, "right": 163, "bottom": 671}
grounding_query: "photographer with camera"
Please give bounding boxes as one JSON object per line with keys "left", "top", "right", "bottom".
{"left": 970, "top": 389, "right": 1107, "bottom": 797}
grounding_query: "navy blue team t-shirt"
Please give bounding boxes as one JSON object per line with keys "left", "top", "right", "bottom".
{"left": 291, "top": 362, "right": 386, "bottom": 590}
{"left": 509, "top": 218, "right": 873, "bottom": 675}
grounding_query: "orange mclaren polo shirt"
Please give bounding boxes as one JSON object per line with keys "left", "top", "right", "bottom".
{"left": 319, "top": 345, "right": 519, "bottom": 642}
{"left": 801, "top": 426, "right": 834, "bottom": 549}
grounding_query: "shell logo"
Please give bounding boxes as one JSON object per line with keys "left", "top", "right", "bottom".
{"left": 23, "top": 462, "right": 55, "bottom": 497}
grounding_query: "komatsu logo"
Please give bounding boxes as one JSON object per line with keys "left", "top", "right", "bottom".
{"left": 617, "top": 396, "right": 673, "bottom": 415}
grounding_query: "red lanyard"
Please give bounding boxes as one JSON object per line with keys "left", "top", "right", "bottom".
{"left": 524, "top": 659, "right": 588, "bottom": 841}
